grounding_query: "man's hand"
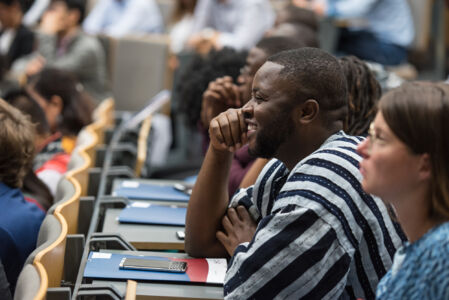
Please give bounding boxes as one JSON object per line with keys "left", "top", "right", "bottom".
{"left": 216, "top": 206, "right": 257, "bottom": 256}
{"left": 209, "top": 108, "right": 247, "bottom": 153}
{"left": 201, "top": 76, "right": 242, "bottom": 128}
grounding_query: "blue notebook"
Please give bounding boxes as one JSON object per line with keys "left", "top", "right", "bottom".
{"left": 118, "top": 202, "right": 186, "bottom": 226}
{"left": 84, "top": 252, "right": 227, "bottom": 285}
{"left": 113, "top": 180, "right": 190, "bottom": 202}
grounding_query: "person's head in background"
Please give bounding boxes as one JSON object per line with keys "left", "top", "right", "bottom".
{"left": 26, "top": 68, "right": 93, "bottom": 137}
{"left": 0, "top": 98, "right": 34, "bottom": 188}
{"left": 275, "top": 4, "right": 319, "bottom": 31}
{"left": 238, "top": 36, "right": 315, "bottom": 103}
{"left": 357, "top": 82, "right": 449, "bottom": 236}
{"left": 43, "top": 0, "right": 85, "bottom": 36}
{"left": 0, "top": 0, "right": 27, "bottom": 29}
{"left": 3, "top": 88, "right": 54, "bottom": 210}
{"left": 3, "top": 88, "right": 51, "bottom": 152}
{"left": 265, "top": 22, "right": 319, "bottom": 48}
{"left": 171, "top": 0, "right": 197, "bottom": 23}
{"left": 178, "top": 47, "right": 247, "bottom": 128}
{"left": 339, "top": 56, "right": 381, "bottom": 136}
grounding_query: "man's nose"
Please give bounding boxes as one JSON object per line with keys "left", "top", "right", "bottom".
{"left": 242, "top": 99, "right": 254, "bottom": 119}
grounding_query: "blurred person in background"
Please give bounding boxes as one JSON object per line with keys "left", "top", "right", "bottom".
{"left": 4, "top": 88, "right": 59, "bottom": 205}
{"left": 275, "top": 3, "right": 319, "bottom": 31}
{"left": 0, "top": 98, "right": 44, "bottom": 294}
{"left": 12, "top": 0, "right": 109, "bottom": 101}
{"left": 294, "top": 0, "right": 414, "bottom": 66}
{"left": 25, "top": 68, "right": 93, "bottom": 193}
{"left": 0, "top": 0, "right": 34, "bottom": 69}
{"left": 26, "top": 68, "right": 93, "bottom": 153}
{"left": 178, "top": 47, "right": 247, "bottom": 130}
{"left": 83, "top": 0, "right": 163, "bottom": 37}
{"left": 169, "top": 0, "right": 197, "bottom": 54}
{"left": 187, "top": 0, "right": 275, "bottom": 53}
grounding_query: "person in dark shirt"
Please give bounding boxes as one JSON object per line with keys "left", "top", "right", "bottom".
{"left": 0, "top": 0, "right": 35, "bottom": 69}
{"left": 0, "top": 98, "right": 45, "bottom": 293}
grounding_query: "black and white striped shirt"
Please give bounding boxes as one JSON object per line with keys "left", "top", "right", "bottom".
{"left": 225, "top": 132, "right": 406, "bottom": 300}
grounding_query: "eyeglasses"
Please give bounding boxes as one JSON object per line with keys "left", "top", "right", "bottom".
{"left": 366, "top": 122, "right": 385, "bottom": 150}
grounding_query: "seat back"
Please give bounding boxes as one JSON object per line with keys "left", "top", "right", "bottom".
{"left": 66, "top": 128, "right": 95, "bottom": 197}
{"left": 92, "top": 98, "right": 115, "bottom": 145}
{"left": 25, "top": 214, "right": 62, "bottom": 265}
{"left": 13, "top": 263, "right": 47, "bottom": 300}
{"left": 111, "top": 34, "right": 171, "bottom": 110}
{"left": 72, "top": 127, "right": 97, "bottom": 169}
{"left": 53, "top": 176, "right": 82, "bottom": 234}
{"left": 34, "top": 212, "right": 67, "bottom": 288}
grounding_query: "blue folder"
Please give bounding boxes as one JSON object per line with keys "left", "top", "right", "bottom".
{"left": 84, "top": 252, "right": 191, "bottom": 282}
{"left": 113, "top": 181, "right": 190, "bottom": 202}
{"left": 118, "top": 203, "right": 186, "bottom": 226}
{"left": 84, "top": 252, "right": 226, "bottom": 285}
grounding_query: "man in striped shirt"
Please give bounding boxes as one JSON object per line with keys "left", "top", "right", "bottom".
{"left": 185, "top": 48, "right": 405, "bottom": 299}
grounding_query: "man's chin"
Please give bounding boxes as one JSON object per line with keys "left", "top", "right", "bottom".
{"left": 248, "top": 144, "right": 275, "bottom": 159}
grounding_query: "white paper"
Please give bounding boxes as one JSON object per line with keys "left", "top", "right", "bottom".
{"left": 92, "top": 252, "right": 112, "bottom": 259}
{"left": 206, "top": 258, "right": 227, "bottom": 284}
{"left": 130, "top": 201, "right": 150, "bottom": 208}
{"left": 122, "top": 181, "right": 140, "bottom": 188}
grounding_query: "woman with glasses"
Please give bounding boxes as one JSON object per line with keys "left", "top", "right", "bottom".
{"left": 357, "top": 81, "right": 449, "bottom": 299}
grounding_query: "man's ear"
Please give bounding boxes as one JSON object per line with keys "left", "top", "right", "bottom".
{"left": 418, "top": 153, "right": 432, "bottom": 181}
{"left": 298, "top": 99, "right": 319, "bottom": 124}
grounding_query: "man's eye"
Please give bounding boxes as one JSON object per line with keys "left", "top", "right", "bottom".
{"left": 254, "top": 96, "right": 264, "bottom": 102}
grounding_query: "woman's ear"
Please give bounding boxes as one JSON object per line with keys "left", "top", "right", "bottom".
{"left": 418, "top": 153, "right": 432, "bottom": 181}
{"left": 298, "top": 99, "right": 319, "bottom": 124}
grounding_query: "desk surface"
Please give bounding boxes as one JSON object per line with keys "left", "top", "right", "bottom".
{"left": 89, "top": 250, "right": 224, "bottom": 300}
{"left": 102, "top": 208, "right": 185, "bottom": 250}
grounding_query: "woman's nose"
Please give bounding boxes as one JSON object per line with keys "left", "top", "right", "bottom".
{"left": 357, "top": 139, "right": 370, "bottom": 158}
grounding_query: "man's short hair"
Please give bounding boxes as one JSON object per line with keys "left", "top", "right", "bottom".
{"left": 256, "top": 36, "right": 309, "bottom": 57}
{"left": 268, "top": 47, "right": 347, "bottom": 115}
{"left": 51, "top": 0, "right": 86, "bottom": 23}
{"left": 0, "top": 98, "right": 34, "bottom": 188}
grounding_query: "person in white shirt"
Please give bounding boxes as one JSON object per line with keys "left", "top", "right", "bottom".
{"left": 83, "top": 0, "right": 163, "bottom": 37}
{"left": 187, "top": 0, "right": 275, "bottom": 53}
{"left": 168, "top": 0, "right": 197, "bottom": 54}
{"left": 294, "top": 0, "right": 414, "bottom": 65}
